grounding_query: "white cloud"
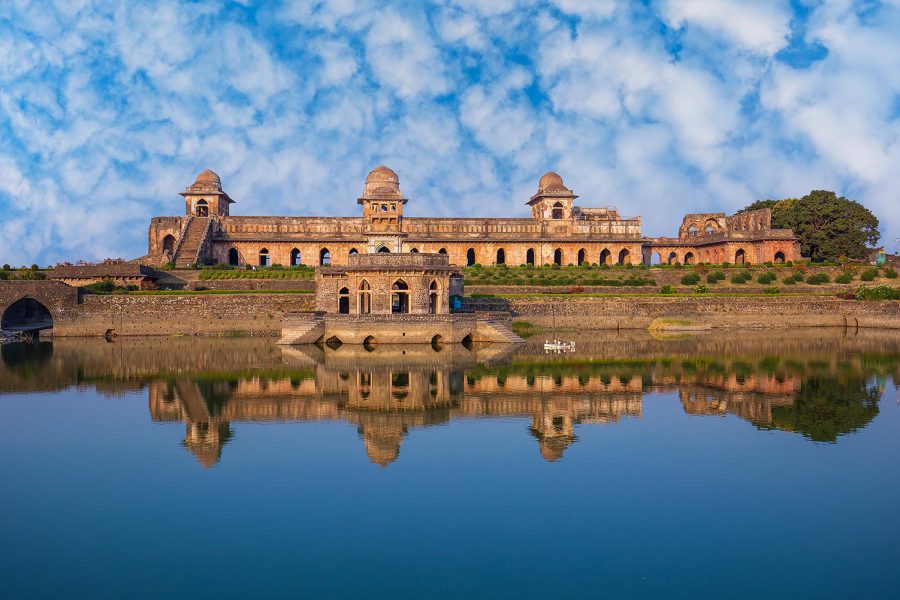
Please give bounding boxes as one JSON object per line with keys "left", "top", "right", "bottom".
{"left": 659, "top": 0, "right": 792, "bottom": 55}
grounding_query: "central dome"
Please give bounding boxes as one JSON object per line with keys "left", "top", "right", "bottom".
{"left": 363, "top": 164, "right": 402, "bottom": 198}
{"left": 195, "top": 169, "right": 221, "bottom": 185}
{"left": 538, "top": 171, "right": 567, "bottom": 193}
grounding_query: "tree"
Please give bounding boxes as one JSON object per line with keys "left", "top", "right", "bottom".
{"left": 740, "top": 191, "right": 880, "bottom": 262}
{"left": 769, "top": 377, "right": 881, "bottom": 442}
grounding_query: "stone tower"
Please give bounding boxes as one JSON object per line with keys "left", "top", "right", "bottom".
{"left": 180, "top": 169, "right": 234, "bottom": 217}
{"left": 527, "top": 171, "right": 578, "bottom": 220}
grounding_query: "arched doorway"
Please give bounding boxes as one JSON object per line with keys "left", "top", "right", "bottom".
{"left": 735, "top": 248, "right": 746, "bottom": 264}
{"left": 552, "top": 202, "right": 564, "bottom": 219}
{"left": 320, "top": 248, "right": 331, "bottom": 266}
{"left": 774, "top": 251, "right": 785, "bottom": 263}
{"left": 496, "top": 248, "right": 505, "bottom": 265}
{"left": 349, "top": 248, "right": 359, "bottom": 258}
{"left": 577, "top": 248, "right": 586, "bottom": 266}
{"left": 429, "top": 280, "right": 440, "bottom": 314}
{"left": 358, "top": 280, "right": 371, "bottom": 314}
{"left": 338, "top": 287, "right": 350, "bottom": 314}
{"left": 684, "top": 252, "right": 694, "bottom": 265}
{"left": 526, "top": 248, "right": 535, "bottom": 266}
{"left": 466, "top": 248, "right": 476, "bottom": 266}
{"left": 618, "top": 248, "right": 630, "bottom": 265}
{"left": 554, "top": 248, "right": 563, "bottom": 265}
{"left": 409, "top": 248, "right": 418, "bottom": 253}
{"left": 391, "top": 280, "right": 410, "bottom": 314}
{"left": 228, "top": 248, "right": 239, "bottom": 266}
{"left": 668, "top": 252, "right": 678, "bottom": 265}
{"left": 258, "top": 248, "right": 270, "bottom": 267}
{"left": 377, "top": 246, "right": 390, "bottom": 253}
{"left": 1, "top": 297, "right": 52, "bottom": 332}
{"left": 195, "top": 199, "right": 208, "bottom": 217}
{"left": 290, "top": 248, "right": 301, "bottom": 266}
{"left": 600, "top": 249, "right": 611, "bottom": 265}
{"left": 162, "top": 235, "right": 176, "bottom": 256}
{"left": 438, "top": 248, "right": 447, "bottom": 255}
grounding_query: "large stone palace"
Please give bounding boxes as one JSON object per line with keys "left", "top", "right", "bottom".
{"left": 147, "top": 166, "right": 800, "bottom": 268}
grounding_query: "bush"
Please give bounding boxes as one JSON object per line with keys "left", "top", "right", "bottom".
{"left": 885, "top": 268, "right": 898, "bottom": 279}
{"left": 834, "top": 272, "right": 853, "bottom": 284}
{"left": 659, "top": 285, "right": 676, "bottom": 294}
{"left": 30, "top": 264, "right": 39, "bottom": 271}
{"left": 855, "top": 284, "right": 900, "bottom": 300}
{"left": 763, "top": 286, "right": 780, "bottom": 294}
{"left": 757, "top": 272, "right": 777, "bottom": 285}
{"left": 782, "top": 276, "right": 797, "bottom": 285}
{"left": 805, "top": 273, "right": 830, "bottom": 285}
{"left": 730, "top": 271, "right": 752, "bottom": 284}
{"left": 693, "top": 283, "right": 709, "bottom": 294}
{"left": 83, "top": 279, "right": 116, "bottom": 293}
{"left": 13, "top": 270, "right": 46, "bottom": 280}
{"left": 0, "top": 271, "right": 7, "bottom": 280}
{"left": 860, "top": 268, "right": 879, "bottom": 282}
{"left": 1, "top": 264, "right": 10, "bottom": 271}
{"left": 680, "top": 273, "right": 700, "bottom": 285}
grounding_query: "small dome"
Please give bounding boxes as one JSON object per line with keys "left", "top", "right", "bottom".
{"left": 195, "top": 169, "right": 221, "bottom": 185}
{"left": 363, "top": 164, "right": 402, "bottom": 198}
{"left": 538, "top": 171, "right": 567, "bottom": 193}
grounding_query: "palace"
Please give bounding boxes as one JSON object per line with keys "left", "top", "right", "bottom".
{"left": 147, "top": 166, "right": 800, "bottom": 268}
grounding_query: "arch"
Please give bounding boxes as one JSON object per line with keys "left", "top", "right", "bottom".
{"left": 552, "top": 202, "right": 564, "bottom": 220}
{"left": 290, "top": 248, "right": 301, "bottom": 266}
{"left": 377, "top": 246, "right": 390, "bottom": 253}
{"left": 431, "top": 334, "right": 443, "bottom": 351}
{"left": 774, "top": 251, "right": 785, "bottom": 264}
{"left": 704, "top": 219, "right": 718, "bottom": 234}
{"left": 1, "top": 297, "right": 53, "bottom": 331}
{"left": 553, "top": 248, "right": 563, "bottom": 266}
{"left": 349, "top": 248, "right": 359, "bottom": 256}
{"left": 324, "top": 336, "right": 343, "bottom": 350}
{"left": 684, "top": 251, "right": 694, "bottom": 265}
{"left": 363, "top": 336, "right": 377, "bottom": 351}
{"left": 409, "top": 248, "right": 418, "bottom": 253}
{"left": 429, "top": 280, "right": 440, "bottom": 314}
{"left": 391, "top": 279, "right": 410, "bottom": 314}
{"left": 526, "top": 248, "right": 535, "bottom": 266}
{"left": 466, "top": 248, "right": 476, "bottom": 266}
{"left": 338, "top": 287, "right": 350, "bottom": 314}
{"left": 688, "top": 224, "right": 699, "bottom": 237}
{"left": 667, "top": 252, "right": 678, "bottom": 265}
{"left": 358, "top": 280, "right": 371, "bottom": 315}
{"left": 162, "top": 234, "right": 176, "bottom": 255}
{"left": 735, "top": 248, "right": 746, "bottom": 264}
{"left": 228, "top": 248, "right": 239, "bottom": 266}
{"left": 258, "top": 248, "right": 270, "bottom": 267}
{"left": 320, "top": 248, "right": 331, "bottom": 266}
{"left": 195, "top": 199, "right": 208, "bottom": 217}
{"left": 599, "top": 248, "right": 611, "bottom": 265}
{"left": 577, "top": 248, "right": 586, "bottom": 265}
{"left": 618, "top": 248, "right": 630, "bottom": 265}
{"left": 496, "top": 248, "right": 506, "bottom": 265}
{"left": 438, "top": 248, "right": 447, "bottom": 255}
{"left": 461, "top": 334, "right": 473, "bottom": 350}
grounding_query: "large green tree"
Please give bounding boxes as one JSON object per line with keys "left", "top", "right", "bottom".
{"left": 741, "top": 190, "right": 880, "bottom": 261}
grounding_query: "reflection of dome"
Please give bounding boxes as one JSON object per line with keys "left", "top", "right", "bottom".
{"left": 363, "top": 165, "right": 402, "bottom": 198}
{"left": 538, "top": 171, "right": 567, "bottom": 193}
{"left": 361, "top": 427, "right": 403, "bottom": 467}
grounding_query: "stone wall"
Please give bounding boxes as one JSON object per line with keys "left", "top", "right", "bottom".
{"left": 52, "top": 293, "right": 314, "bottom": 337}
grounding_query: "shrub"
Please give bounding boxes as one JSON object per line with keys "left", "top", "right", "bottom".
{"left": 693, "top": 283, "right": 709, "bottom": 294}
{"left": 805, "top": 273, "right": 830, "bottom": 285}
{"left": 885, "top": 268, "right": 898, "bottom": 279}
{"left": 860, "top": 268, "right": 879, "bottom": 282}
{"left": 855, "top": 284, "right": 900, "bottom": 300}
{"left": 763, "top": 286, "right": 780, "bottom": 294}
{"left": 13, "top": 270, "right": 46, "bottom": 280}
{"left": 83, "top": 279, "right": 116, "bottom": 293}
{"left": 782, "top": 276, "right": 796, "bottom": 285}
{"left": 0, "top": 271, "right": 7, "bottom": 280}
{"left": 1, "top": 264, "right": 10, "bottom": 271}
{"left": 680, "top": 273, "right": 700, "bottom": 285}
{"left": 706, "top": 270, "right": 726, "bottom": 284}
{"left": 30, "top": 264, "right": 39, "bottom": 271}
{"left": 730, "top": 271, "right": 752, "bottom": 284}
{"left": 834, "top": 272, "right": 853, "bottom": 284}
{"left": 659, "top": 285, "right": 676, "bottom": 294}
{"left": 757, "top": 272, "right": 777, "bottom": 285}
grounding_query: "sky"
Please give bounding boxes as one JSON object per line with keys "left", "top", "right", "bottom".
{"left": 1, "top": 0, "right": 899, "bottom": 266}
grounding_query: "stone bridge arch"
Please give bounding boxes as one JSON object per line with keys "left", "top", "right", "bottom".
{"left": 0, "top": 281, "right": 80, "bottom": 333}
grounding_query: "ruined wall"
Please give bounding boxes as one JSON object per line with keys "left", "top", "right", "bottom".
{"left": 52, "top": 293, "right": 315, "bottom": 337}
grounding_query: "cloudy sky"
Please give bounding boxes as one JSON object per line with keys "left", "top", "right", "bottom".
{"left": 1, "top": 0, "right": 899, "bottom": 265}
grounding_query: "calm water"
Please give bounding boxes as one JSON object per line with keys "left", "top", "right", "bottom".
{"left": 1, "top": 331, "right": 899, "bottom": 598}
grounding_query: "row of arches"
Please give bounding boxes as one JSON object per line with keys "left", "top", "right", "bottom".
{"left": 230, "top": 246, "right": 455, "bottom": 267}
{"left": 465, "top": 247, "right": 631, "bottom": 267}
{"left": 337, "top": 279, "right": 442, "bottom": 315}
{"left": 653, "top": 248, "right": 785, "bottom": 265}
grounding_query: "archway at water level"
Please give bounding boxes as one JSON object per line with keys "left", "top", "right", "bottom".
{"left": 1, "top": 297, "right": 53, "bottom": 332}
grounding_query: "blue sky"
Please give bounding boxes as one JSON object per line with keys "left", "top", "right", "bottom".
{"left": 1, "top": 0, "right": 899, "bottom": 265}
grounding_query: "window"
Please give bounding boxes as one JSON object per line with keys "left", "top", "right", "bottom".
{"left": 377, "top": 246, "right": 390, "bottom": 253}
{"left": 162, "top": 235, "right": 176, "bottom": 255}
{"left": 358, "top": 280, "right": 371, "bottom": 315}
{"left": 338, "top": 287, "right": 350, "bottom": 314}
{"left": 391, "top": 280, "right": 410, "bottom": 314}
{"left": 668, "top": 252, "right": 678, "bottom": 265}
{"left": 438, "top": 248, "right": 447, "bottom": 255}
{"left": 577, "top": 248, "right": 586, "bottom": 266}
{"left": 258, "top": 248, "right": 270, "bottom": 267}
{"left": 195, "top": 199, "right": 208, "bottom": 217}
{"left": 526, "top": 248, "right": 535, "bottom": 265}
{"left": 496, "top": 248, "right": 505, "bottom": 265}
{"left": 410, "top": 248, "right": 418, "bottom": 253}
{"left": 290, "top": 248, "right": 301, "bottom": 266}
{"left": 320, "top": 248, "right": 331, "bottom": 266}
{"left": 554, "top": 248, "right": 562, "bottom": 265}
{"left": 466, "top": 248, "right": 476, "bottom": 266}
{"left": 774, "top": 251, "right": 785, "bottom": 263}
{"left": 349, "top": 248, "right": 359, "bottom": 256}
{"left": 552, "top": 202, "right": 564, "bottom": 220}
{"left": 684, "top": 252, "right": 694, "bottom": 265}
{"left": 688, "top": 225, "right": 699, "bottom": 237}
{"left": 429, "top": 280, "right": 440, "bottom": 314}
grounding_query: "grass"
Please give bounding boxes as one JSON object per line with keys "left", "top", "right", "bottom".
{"left": 127, "top": 289, "right": 313, "bottom": 296}
{"left": 469, "top": 292, "right": 836, "bottom": 299}
{"left": 199, "top": 268, "right": 314, "bottom": 280}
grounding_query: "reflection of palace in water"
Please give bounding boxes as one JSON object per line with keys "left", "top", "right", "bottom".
{"left": 2, "top": 331, "right": 897, "bottom": 467}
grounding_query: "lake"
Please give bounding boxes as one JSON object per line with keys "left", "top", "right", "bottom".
{"left": 1, "top": 331, "right": 899, "bottom": 598}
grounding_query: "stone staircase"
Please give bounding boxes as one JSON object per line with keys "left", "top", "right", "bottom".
{"left": 278, "top": 313, "right": 326, "bottom": 345}
{"left": 474, "top": 315, "right": 525, "bottom": 343}
{"left": 173, "top": 218, "right": 209, "bottom": 267}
